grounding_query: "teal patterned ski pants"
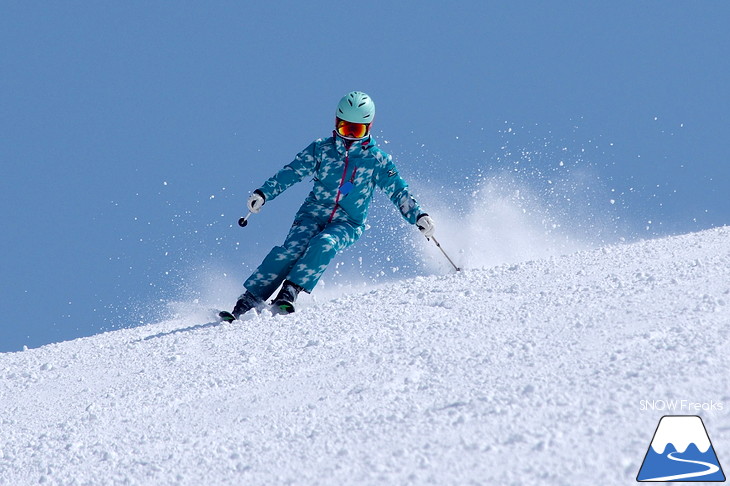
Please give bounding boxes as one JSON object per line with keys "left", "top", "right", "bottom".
{"left": 244, "top": 206, "right": 364, "bottom": 299}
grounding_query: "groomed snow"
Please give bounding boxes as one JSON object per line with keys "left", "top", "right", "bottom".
{"left": 1, "top": 227, "right": 729, "bottom": 485}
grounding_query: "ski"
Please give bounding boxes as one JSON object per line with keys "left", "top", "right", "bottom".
{"left": 217, "top": 301, "right": 295, "bottom": 323}
{"left": 218, "top": 310, "right": 237, "bottom": 323}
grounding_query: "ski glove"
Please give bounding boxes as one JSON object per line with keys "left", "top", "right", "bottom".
{"left": 247, "top": 190, "right": 265, "bottom": 214}
{"left": 416, "top": 214, "right": 435, "bottom": 238}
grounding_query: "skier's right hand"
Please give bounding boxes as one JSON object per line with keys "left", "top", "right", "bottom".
{"left": 247, "top": 190, "right": 265, "bottom": 214}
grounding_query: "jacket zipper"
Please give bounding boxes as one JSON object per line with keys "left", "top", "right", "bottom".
{"left": 328, "top": 146, "right": 354, "bottom": 223}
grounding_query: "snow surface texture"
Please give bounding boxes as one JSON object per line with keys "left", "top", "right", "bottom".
{"left": 2, "top": 227, "right": 729, "bottom": 485}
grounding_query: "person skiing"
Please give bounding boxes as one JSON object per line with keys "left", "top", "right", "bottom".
{"left": 219, "top": 91, "right": 436, "bottom": 321}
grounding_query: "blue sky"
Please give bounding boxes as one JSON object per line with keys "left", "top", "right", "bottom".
{"left": 2, "top": 1, "right": 728, "bottom": 352}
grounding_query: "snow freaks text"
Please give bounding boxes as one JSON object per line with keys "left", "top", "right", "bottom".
{"left": 640, "top": 400, "right": 724, "bottom": 412}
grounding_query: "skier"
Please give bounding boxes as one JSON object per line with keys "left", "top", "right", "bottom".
{"left": 219, "top": 91, "right": 435, "bottom": 321}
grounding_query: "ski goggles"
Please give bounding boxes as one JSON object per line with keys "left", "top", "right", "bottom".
{"left": 336, "top": 118, "right": 370, "bottom": 139}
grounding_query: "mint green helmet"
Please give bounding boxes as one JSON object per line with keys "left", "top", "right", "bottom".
{"left": 336, "top": 91, "right": 375, "bottom": 124}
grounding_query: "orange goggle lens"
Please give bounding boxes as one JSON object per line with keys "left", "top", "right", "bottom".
{"left": 336, "top": 119, "right": 370, "bottom": 139}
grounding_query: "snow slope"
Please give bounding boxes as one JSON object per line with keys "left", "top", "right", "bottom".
{"left": 1, "top": 227, "right": 729, "bottom": 485}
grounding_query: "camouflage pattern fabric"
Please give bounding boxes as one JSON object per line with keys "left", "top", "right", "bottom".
{"left": 243, "top": 134, "right": 423, "bottom": 299}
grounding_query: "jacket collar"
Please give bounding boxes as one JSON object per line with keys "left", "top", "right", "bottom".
{"left": 333, "top": 131, "right": 377, "bottom": 156}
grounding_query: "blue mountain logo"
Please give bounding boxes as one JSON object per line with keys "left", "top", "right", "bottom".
{"left": 637, "top": 415, "right": 726, "bottom": 482}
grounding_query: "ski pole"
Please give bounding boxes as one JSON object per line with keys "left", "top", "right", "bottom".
{"left": 429, "top": 235, "right": 461, "bottom": 272}
{"left": 238, "top": 212, "right": 252, "bottom": 228}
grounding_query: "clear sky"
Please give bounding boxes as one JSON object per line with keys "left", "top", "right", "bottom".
{"left": 2, "top": 1, "right": 728, "bottom": 352}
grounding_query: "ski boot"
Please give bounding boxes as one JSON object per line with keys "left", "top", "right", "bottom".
{"left": 272, "top": 280, "right": 304, "bottom": 315}
{"left": 219, "top": 291, "right": 262, "bottom": 323}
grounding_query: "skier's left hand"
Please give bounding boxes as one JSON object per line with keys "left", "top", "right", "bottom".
{"left": 416, "top": 214, "right": 435, "bottom": 238}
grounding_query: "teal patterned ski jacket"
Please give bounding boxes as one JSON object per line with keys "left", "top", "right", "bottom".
{"left": 257, "top": 134, "right": 423, "bottom": 227}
